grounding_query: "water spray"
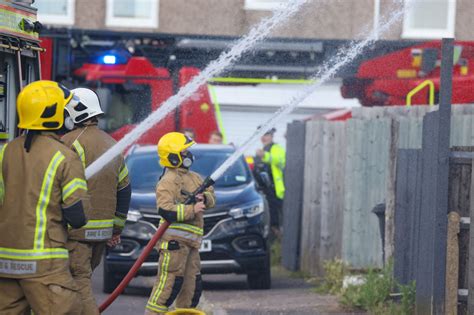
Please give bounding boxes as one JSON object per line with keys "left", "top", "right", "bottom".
{"left": 209, "top": 0, "right": 409, "bottom": 183}
{"left": 86, "top": 0, "right": 311, "bottom": 180}
{"left": 99, "top": 0, "right": 411, "bottom": 312}
{"left": 97, "top": 0, "right": 310, "bottom": 311}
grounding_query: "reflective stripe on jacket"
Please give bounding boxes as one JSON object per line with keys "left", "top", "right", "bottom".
{"left": 62, "top": 123, "right": 130, "bottom": 241}
{"left": 157, "top": 168, "right": 215, "bottom": 248}
{"left": 262, "top": 143, "right": 286, "bottom": 199}
{"left": 0, "top": 133, "right": 90, "bottom": 278}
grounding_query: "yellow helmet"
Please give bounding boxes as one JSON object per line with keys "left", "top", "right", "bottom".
{"left": 17, "top": 80, "right": 73, "bottom": 130}
{"left": 157, "top": 132, "right": 195, "bottom": 168}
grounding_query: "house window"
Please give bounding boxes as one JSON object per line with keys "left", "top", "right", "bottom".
{"left": 34, "top": 0, "right": 75, "bottom": 25}
{"left": 106, "top": 0, "right": 159, "bottom": 28}
{"left": 402, "top": 0, "right": 456, "bottom": 39}
{"left": 244, "top": 0, "right": 286, "bottom": 11}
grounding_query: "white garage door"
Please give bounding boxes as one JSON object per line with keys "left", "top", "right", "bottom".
{"left": 220, "top": 108, "right": 319, "bottom": 155}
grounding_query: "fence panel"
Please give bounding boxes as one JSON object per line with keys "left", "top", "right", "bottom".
{"left": 282, "top": 121, "right": 306, "bottom": 271}
{"left": 393, "top": 149, "right": 423, "bottom": 285}
{"left": 342, "top": 119, "right": 391, "bottom": 268}
{"left": 299, "top": 120, "right": 346, "bottom": 275}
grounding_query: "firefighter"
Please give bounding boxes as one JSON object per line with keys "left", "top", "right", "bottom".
{"left": 256, "top": 128, "right": 286, "bottom": 236}
{"left": 145, "top": 132, "right": 215, "bottom": 314}
{"left": 0, "top": 81, "right": 89, "bottom": 314}
{"left": 62, "top": 88, "right": 132, "bottom": 315}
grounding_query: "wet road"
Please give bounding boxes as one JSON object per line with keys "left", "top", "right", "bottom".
{"left": 93, "top": 263, "right": 362, "bottom": 315}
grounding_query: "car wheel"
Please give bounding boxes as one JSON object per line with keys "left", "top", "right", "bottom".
{"left": 247, "top": 253, "right": 271, "bottom": 290}
{"left": 103, "top": 261, "right": 125, "bottom": 294}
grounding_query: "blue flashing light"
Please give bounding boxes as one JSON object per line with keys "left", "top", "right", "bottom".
{"left": 102, "top": 55, "right": 117, "bottom": 65}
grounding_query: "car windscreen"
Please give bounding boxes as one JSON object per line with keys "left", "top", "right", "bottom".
{"left": 126, "top": 149, "right": 251, "bottom": 190}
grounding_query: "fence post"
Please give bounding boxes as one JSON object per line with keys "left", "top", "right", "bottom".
{"left": 384, "top": 119, "right": 399, "bottom": 262}
{"left": 415, "top": 37, "right": 453, "bottom": 315}
{"left": 282, "top": 121, "right": 306, "bottom": 271}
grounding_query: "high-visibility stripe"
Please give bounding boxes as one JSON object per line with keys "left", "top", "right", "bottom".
{"left": 0, "top": 247, "right": 68, "bottom": 260}
{"left": 118, "top": 165, "right": 129, "bottom": 183}
{"left": 164, "top": 228, "right": 202, "bottom": 242}
{"left": 34, "top": 151, "right": 65, "bottom": 250}
{"left": 207, "top": 84, "right": 227, "bottom": 143}
{"left": 145, "top": 303, "right": 168, "bottom": 313}
{"left": 169, "top": 223, "right": 204, "bottom": 236}
{"left": 209, "top": 77, "right": 315, "bottom": 84}
{"left": 113, "top": 215, "right": 126, "bottom": 228}
{"left": 177, "top": 204, "right": 184, "bottom": 222}
{"left": 160, "top": 241, "right": 168, "bottom": 250}
{"left": 82, "top": 219, "right": 114, "bottom": 229}
{"left": 72, "top": 140, "right": 86, "bottom": 169}
{"left": 62, "top": 178, "right": 87, "bottom": 201}
{"left": 152, "top": 251, "right": 170, "bottom": 305}
{"left": 0, "top": 144, "right": 8, "bottom": 204}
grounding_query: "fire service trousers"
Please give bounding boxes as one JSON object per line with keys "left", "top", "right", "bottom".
{"left": 0, "top": 271, "right": 82, "bottom": 315}
{"left": 67, "top": 240, "right": 99, "bottom": 315}
{"left": 145, "top": 240, "right": 202, "bottom": 314}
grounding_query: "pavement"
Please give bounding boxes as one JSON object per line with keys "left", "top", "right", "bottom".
{"left": 93, "top": 263, "right": 363, "bottom": 315}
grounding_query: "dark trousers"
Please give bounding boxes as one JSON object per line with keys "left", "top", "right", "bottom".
{"left": 267, "top": 192, "right": 283, "bottom": 228}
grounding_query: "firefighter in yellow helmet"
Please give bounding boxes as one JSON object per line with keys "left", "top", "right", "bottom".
{"left": 62, "top": 88, "right": 131, "bottom": 315}
{"left": 0, "top": 80, "right": 90, "bottom": 314}
{"left": 145, "top": 132, "right": 216, "bottom": 314}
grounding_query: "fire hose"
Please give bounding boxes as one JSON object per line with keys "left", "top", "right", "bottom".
{"left": 99, "top": 177, "right": 214, "bottom": 313}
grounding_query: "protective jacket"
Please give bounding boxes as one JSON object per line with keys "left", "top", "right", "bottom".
{"left": 0, "top": 133, "right": 89, "bottom": 278}
{"left": 62, "top": 122, "right": 130, "bottom": 242}
{"left": 262, "top": 142, "right": 286, "bottom": 199}
{"left": 158, "top": 168, "right": 215, "bottom": 249}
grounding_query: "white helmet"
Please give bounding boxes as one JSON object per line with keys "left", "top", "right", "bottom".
{"left": 66, "top": 88, "right": 104, "bottom": 124}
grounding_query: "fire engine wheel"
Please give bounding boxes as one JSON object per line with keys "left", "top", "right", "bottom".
{"left": 103, "top": 262, "right": 125, "bottom": 294}
{"left": 247, "top": 253, "right": 271, "bottom": 290}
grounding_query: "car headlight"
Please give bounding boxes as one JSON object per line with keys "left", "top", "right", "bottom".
{"left": 127, "top": 209, "right": 143, "bottom": 222}
{"left": 229, "top": 201, "right": 264, "bottom": 219}
{"left": 122, "top": 220, "right": 157, "bottom": 240}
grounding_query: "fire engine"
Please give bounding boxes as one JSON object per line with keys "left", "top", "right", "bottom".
{"left": 0, "top": 0, "right": 42, "bottom": 141}
{"left": 341, "top": 40, "right": 474, "bottom": 106}
{"left": 37, "top": 30, "right": 384, "bottom": 144}
{"left": 39, "top": 29, "right": 222, "bottom": 144}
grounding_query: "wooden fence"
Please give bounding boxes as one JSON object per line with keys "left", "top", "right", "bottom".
{"left": 282, "top": 105, "right": 474, "bottom": 276}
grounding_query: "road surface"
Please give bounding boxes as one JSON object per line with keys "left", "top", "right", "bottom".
{"left": 93, "top": 263, "right": 362, "bottom": 315}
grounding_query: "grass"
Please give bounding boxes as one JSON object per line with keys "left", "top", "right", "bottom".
{"left": 313, "top": 259, "right": 348, "bottom": 295}
{"left": 270, "top": 240, "right": 281, "bottom": 266}
{"left": 312, "top": 259, "right": 415, "bottom": 315}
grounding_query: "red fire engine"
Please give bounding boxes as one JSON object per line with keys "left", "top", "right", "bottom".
{"left": 38, "top": 30, "right": 346, "bottom": 145}
{"left": 39, "top": 31, "right": 220, "bottom": 144}
{"left": 341, "top": 40, "right": 474, "bottom": 106}
{"left": 0, "top": 1, "right": 42, "bottom": 141}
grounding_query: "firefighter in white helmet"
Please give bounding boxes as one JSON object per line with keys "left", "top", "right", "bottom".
{"left": 145, "top": 132, "right": 215, "bottom": 314}
{"left": 0, "top": 81, "right": 90, "bottom": 314}
{"left": 62, "top": 88, "right": 131, "bottom": 315}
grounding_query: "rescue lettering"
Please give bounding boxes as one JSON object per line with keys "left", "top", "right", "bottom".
{"left": 0, "top": 259, "right": 36, "bottom": 275}
{"left": 85, "top": 228, "right": 113, "bottom": 240}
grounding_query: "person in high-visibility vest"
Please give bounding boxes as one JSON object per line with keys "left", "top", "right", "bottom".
{"left": 256, "top": 128, "right": 286, "bottom": 236}
{"left": 145, "top": 132, "right": 215, "bottom": 314}
{"left": 0, "top": 81, "right": 90, "bottom": 314}
{"left": 62, "top": 88, "right": 131, "bottom": 315}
